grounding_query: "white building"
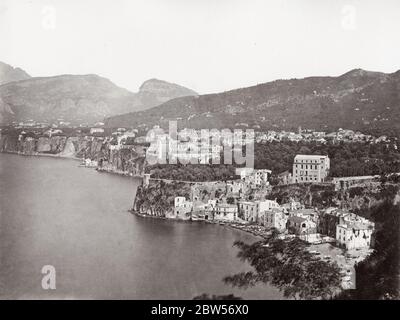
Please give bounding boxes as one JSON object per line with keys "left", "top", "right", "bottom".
{"left": 90, "top": 127, "right": 105, "bottom": 135}
{"left": 287, "top": 216, "right": 317, "bottom": 235}
{"left": 44, "top": 129, "right": 63, "bottom": 137}
{"left": 281, "top": 199, "right": 304, "bottom": 212}
{"left": 239, "top": 200, "right": 280, "bottom": 223}
{"left": 262, "top": 209, "right": 288, "bottom": 232}
{"left": 237, "top": 168, "right": 272, "bottom": 188}
{"left": 213, "top": 203, "right": 238, "bottom": 222}
{"left": 250, "top": 169, "right": 272, "bottom": 187}
{"left": 173, "top": 196, "right": 193, "bottom": 219}
{"left": 336, "top": 220, "right": 374, "bottom": 250}
{"left": 226, "top": 181, "right": 243, "bottom": 195}
{"left": 292, "top": 154, "right": 330, "bottom": 183}
{"left": 236, "top": 167, "right": 254, "bottom": 179}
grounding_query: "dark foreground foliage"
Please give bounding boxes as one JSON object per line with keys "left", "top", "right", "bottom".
{"left": 223, "top": 230, "right": 342, "bottom": 300}
{"left": 336, "top": 200, "right": 400, "bottom": 300}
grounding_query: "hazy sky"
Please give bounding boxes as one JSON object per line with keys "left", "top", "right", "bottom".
{"left": 1, "top": 0, "right": 399, "bottom": 94}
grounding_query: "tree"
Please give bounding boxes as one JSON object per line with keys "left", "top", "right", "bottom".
{"left": 336, "top": 201, "right": 400, "bottom": 300}
{"left": 227, "top": 197, "right": 235, "bottom": 204}
{"left": 223, "top": 230, "right": 342, "bottom": 300}
{"left": 298, "top": 146, "right": 311, "bottom": 155}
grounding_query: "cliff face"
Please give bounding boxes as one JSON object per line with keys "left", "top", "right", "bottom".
{"left": 98, "top": 145, "right": 147, "bottom": 176}
{"left": 0, "top": 133, "right": 79, "bottom": 156}
{"left": 36, "top": 136, "right": 68, "bottom": 153}
{"left": 0, "top": 133, "right": 147, "bottom": 176}
{"left": 105, "top": 79, "right": 198, "bottom": 127}
{"left": 269, "top": 182, "right": 398, "bottom": 213}
{"left": 133, "top": 180, "right": 192, "bottom": 217}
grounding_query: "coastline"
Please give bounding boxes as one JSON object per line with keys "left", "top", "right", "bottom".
{"left": 1, "top": 154, "right": 280, "bottom": 300}
{"left": 96, "top": 167, "right": 144, "bottom": 179}
{"left": 0, "top": 150, "right": 82, "bottom": 162}
{"left": 129, "top": 209, "right": 266, "bottom": 240}
{"left": 1, "top": 151, "right": 145, "bottom": 180}
{"left": 3, "top": 150, "right": 264, "bottom": 240}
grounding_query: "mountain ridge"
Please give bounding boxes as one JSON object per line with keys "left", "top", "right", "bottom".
{"left": 104, "top": 68, "right": 400, "bottom": 134}
{"left": 0, "top": 64, "right": 198, "bottom": 124}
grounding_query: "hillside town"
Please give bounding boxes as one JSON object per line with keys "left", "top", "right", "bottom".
{"left": 2, "top": 0, "right": 400, "bottom": 304}
{"left": 0, "top": 121, "right": 392, "bottom": 291}
{"left": 137, "top": 154, "right": 377, "bottom": 290}
{"left": 2, "top": 119, "right": 395, "bottom": 145}
{"left": 255, "top": 127, "right": 393, "bottom": 145}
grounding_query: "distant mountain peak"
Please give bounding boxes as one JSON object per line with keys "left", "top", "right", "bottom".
{"left": 0, "top": 61, "right": 31, "bottom": 85}
{"left": 340, "top": 68, "right": 382, "bottom": 78}
{"left": 139, "top": 78, "right": 165, "bottom": 87}
{"left": 0, "top": 73, "right": 136, "bottom": 125}
{"left": 0, "top": 69, "right": 199, "bottom": 125}
{"left": 139, "top": 78, "right": 198, "bottom": 96}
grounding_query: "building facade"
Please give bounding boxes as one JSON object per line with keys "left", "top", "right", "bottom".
{"left": 90, "top": 127, "right": 105, "bottom": 135}
{"left": 277, "top": 170, "right": 292, "bottom": 185}
{"left": 332, "top": 175, "right": 378, "bottom": 191}
{"left": 212, "top": 203, "right": 238, "bottom": 222}
{"left": 287, "top": 216, "right": 317, "bottom": 235}
{"left": 336, "top": 221, "right": 374, "bottom": 250}
{"left": 318, "top": 208, "right": 350, "bottom": 238}
{"left": 173, "top": 196, "right": 193, "bottom": 219}
{"left": 263, "top": 209, "right": 288, "bottom": 232}
{"left": 292, "top": 154, "right": 330, "bottom": 183}
{"left": 239, "top": 200, "right": 280, "bottom": 223}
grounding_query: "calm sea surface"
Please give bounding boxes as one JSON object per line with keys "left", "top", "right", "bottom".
{"left": 0, "top": 153, "right": 282, "bottom": 299}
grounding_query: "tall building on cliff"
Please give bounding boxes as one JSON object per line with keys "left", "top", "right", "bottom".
{"left": 292, "top": 154, "right": 330, "bottom": 183}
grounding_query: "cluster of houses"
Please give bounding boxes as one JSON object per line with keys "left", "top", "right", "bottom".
{"left": 12, "top": 119, "right": 77, "bottom": 129}
{"left": 146, "top": 133, "right": 223, "bottom": 164}
{"left": 8, "top": 119, "right": 394, "bottom": 147}
{"left": 143, "top": 126, "right": 392, "bottom": 166}
{"left": 255, "top": 127, "right": 391, "bottom": 145}
{"left": 145, "top": 125, "right": 253, "bottom": 165}
{"left": 163, "top": 162, "right": 375, "bottom": 251}
{"left": 170, "top": 192, "right": 375, "bottom": 251}
{"left": 182, "top": 200, "right": 374, "bottom": 250}
{"left": 8, "top": 122, "right": 394, "bottom": 156}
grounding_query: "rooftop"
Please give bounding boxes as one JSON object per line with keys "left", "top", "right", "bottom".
{"left": 293, "top": 209, "right": 317, "bottom": 216}
{"left": 289, "top": 216, "right": 307, "bottom": 223}
{"left": 339, "top": 222, "right": 374, "bottom": 230}
{"left": 332, "top": 175, "right": 378, "bottom": 181}
{"left": 294, "top": 154, "right": 329, "bottom": 160}
{"left": 217, "top": 203, "right": 238, "bottom": 208}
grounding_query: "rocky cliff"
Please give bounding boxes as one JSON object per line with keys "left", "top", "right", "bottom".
{"left": 105, "top": 78, "right": 198, "bottom": 128}
{"left": 268, "top": 182, "right": 399, "bottom": 213}
{"left": 133, "top": 180, "right": 192, "bottom": 217}
{"left": 0, "top": 132, "right": 147, "bottom": 176}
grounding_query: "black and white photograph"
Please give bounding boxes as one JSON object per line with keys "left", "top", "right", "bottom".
{"left": 0, "top": 0, "right": 399, "bottom": 306}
